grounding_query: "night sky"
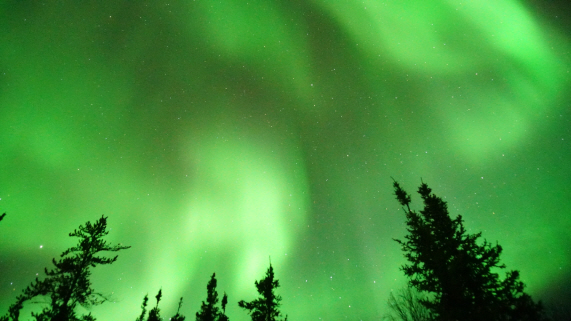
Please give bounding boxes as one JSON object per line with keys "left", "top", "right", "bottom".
{"left": 1, "top": 1, "right": 570, "bottom": 320}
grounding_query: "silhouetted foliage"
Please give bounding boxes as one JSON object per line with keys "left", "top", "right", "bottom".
{"left": 135, "top": 290, "right": 186, "bottom": 321}
{"left": 384, "top": 286, "right": 431, "bottom": 321}
{"left": 196, "top": 273, "right": 227, "bottom": 321}
{"left": 0, "top": 213, "right": 5, "bottom": 222}
{"left": 219, "top": 292, "right": 229, "bottom": 321}
{"left": 238, "top": 263, "right": 287, "bottom": 321}
{"left": 219, "top": 296, "right": 229, "bottom": 321}
{"left": 171, "top": 297, "right": 186, "bottom": 321}
{"left": 147, "top": 289, "right": 162, "bottom": 321}
{"left": 391, "top": 179, "right": 547, "bottom": 321}
{"left": 3, "top": 215, "right": 130, "bottom": 321}
{"left": 135, "top": 294, "right": 149, "bottom": 321}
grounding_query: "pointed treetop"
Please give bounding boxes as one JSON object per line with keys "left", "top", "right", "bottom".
{"left": 3, "top": 215, "right": 130, "bottom": 321}
{"left": 391, "top": 177, "right": 412, "bottom": 211}
{"left": 238, "top": 263, "right": 287, "bottom": 321}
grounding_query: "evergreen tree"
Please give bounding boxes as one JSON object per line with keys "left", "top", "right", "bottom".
{"left": 196, "top": 273, "right": 227, "bottom": 321}
{"left": 135, "top": 294, "right": 149, "bottom": 321}
{"left": 3, "top": 215, "right": 130, "bottom": 321}
{"left": 219, "top": 292, "right": 229, "bottom": 321}
{"left": 238, "top": 263, "right": 287, "bottom": 321}
{"left": 147, "top": 289, "right": 163, "bottom": 321}
{"left": 391, "top": 179, "right": 546, "bottom": 321}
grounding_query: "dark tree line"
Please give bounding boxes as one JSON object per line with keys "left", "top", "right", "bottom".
{"left": 2, "top": 177, "right": 567, "bottom": 320}
{"left": 1, "top": 214, "right": 286, "bottom": 321}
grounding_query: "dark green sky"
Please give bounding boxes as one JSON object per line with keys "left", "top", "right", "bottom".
{"left": 1, "top": 1, "right": 570, "bottom": 320}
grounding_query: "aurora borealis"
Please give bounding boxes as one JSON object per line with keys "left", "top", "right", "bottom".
{"left": 1, "top": 0, "right": 570, "bottom": 319}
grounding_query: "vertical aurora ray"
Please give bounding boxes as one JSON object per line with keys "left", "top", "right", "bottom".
{"left": 1, "top": 1, "right": 570, "bottom": 320}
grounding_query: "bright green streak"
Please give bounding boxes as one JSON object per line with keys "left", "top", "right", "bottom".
{"left": 322, "top": 0, "right": 566, "bottom": 158}
{"left": 1, "top": 1, "right": 570, "bottom": 320}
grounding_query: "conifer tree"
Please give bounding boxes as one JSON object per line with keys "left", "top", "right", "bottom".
{"left": 238, "top": 263, "right": 287, "bottom": 321}
{"left": 391, "top": 179, "right": 546, "bottom": 321}
{"left": 196, "top": 273, "right": 227, "bottom": 321}
{"left": 135, "top": 290, "right": 186, "bottom": 321}
{"left": 219, "top": 292, "right": 229, "bottom": 321}
{"left": 135, "top": 294, "right": 149, "bottom": 321}
{"left": 147, "top": 289, "right": 162, "bottom": 321}
{"left": 3, "top": 215, "right": 130, "bottom": 321}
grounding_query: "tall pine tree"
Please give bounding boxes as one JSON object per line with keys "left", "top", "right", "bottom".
{"left": 238, "top": 263, "right": 287, "bottom": 321}
{"left": 392, "top": 179, "right": 546, "bottom": 321}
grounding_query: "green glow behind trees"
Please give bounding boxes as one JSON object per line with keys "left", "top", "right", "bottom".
{"left": 392, "top": 180, "right": 546, "bottom": 320}
{"left": 1, "top": 1, "right": 570, "bottom": 319}
{"left": 196, "top": 273, "right": 228, "bottom": 321}
{"left": 2, "top": 216, "right": 130, "bottom": 321}
{"left": 238, "top": 264, "right": 287, "bottom": 321}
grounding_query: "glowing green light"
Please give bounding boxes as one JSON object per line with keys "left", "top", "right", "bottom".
{"left": 1, "top": 1, "right": 569, "bottom": 320}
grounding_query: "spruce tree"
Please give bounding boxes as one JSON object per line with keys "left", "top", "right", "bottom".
{"left": 135, "top": 294, "right": 149, "bottom": 321}
{"left": 196, "top": 273, "right": 227, "bottom": 321}
{"left": 219, "top": 292, "right": 229, "bottom": 321}
{"left": 391, "top": 179, "right": 546, "bottom": 321}
{"left": 147, "top": 289, "right": 162, "bottom": 321}
{"left": 238, "top": 263, "right": 287, "bottom": 321}
{"left": 3, "top": 215, "right": 130, "bottom": 321}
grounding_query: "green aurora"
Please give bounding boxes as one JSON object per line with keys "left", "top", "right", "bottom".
{"left": 1, "top": 1, "right": 570, "bottom": 319}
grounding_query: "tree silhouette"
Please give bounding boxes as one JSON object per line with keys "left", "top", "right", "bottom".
{"left": 147, "top": 289, "right": 162, "bottom": 321}
{"left": 135, "top": 294, "right": 149, "bottom": 321}
{"left": 219, "top": 292, "right": 229, "bottom": 321}
{"left": 3, "top": 215, "right": 130, "bottom": 321}
{"left": 384, "top": 286, "right": 431, "bottom": 321}
{"left": 238, "top": 263, "right": 287, "bottom": 321}
{"left": 135, "top": 290, "right": 186, "bottom": 321}
{"left": 196, "top": 273, "right": 227, "bottom": 321}
{"left": 171, "top": 297, "right": 186, "bottom": 321}
{"left": 391, "top": 179, "right": 546, "bottom": 321}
